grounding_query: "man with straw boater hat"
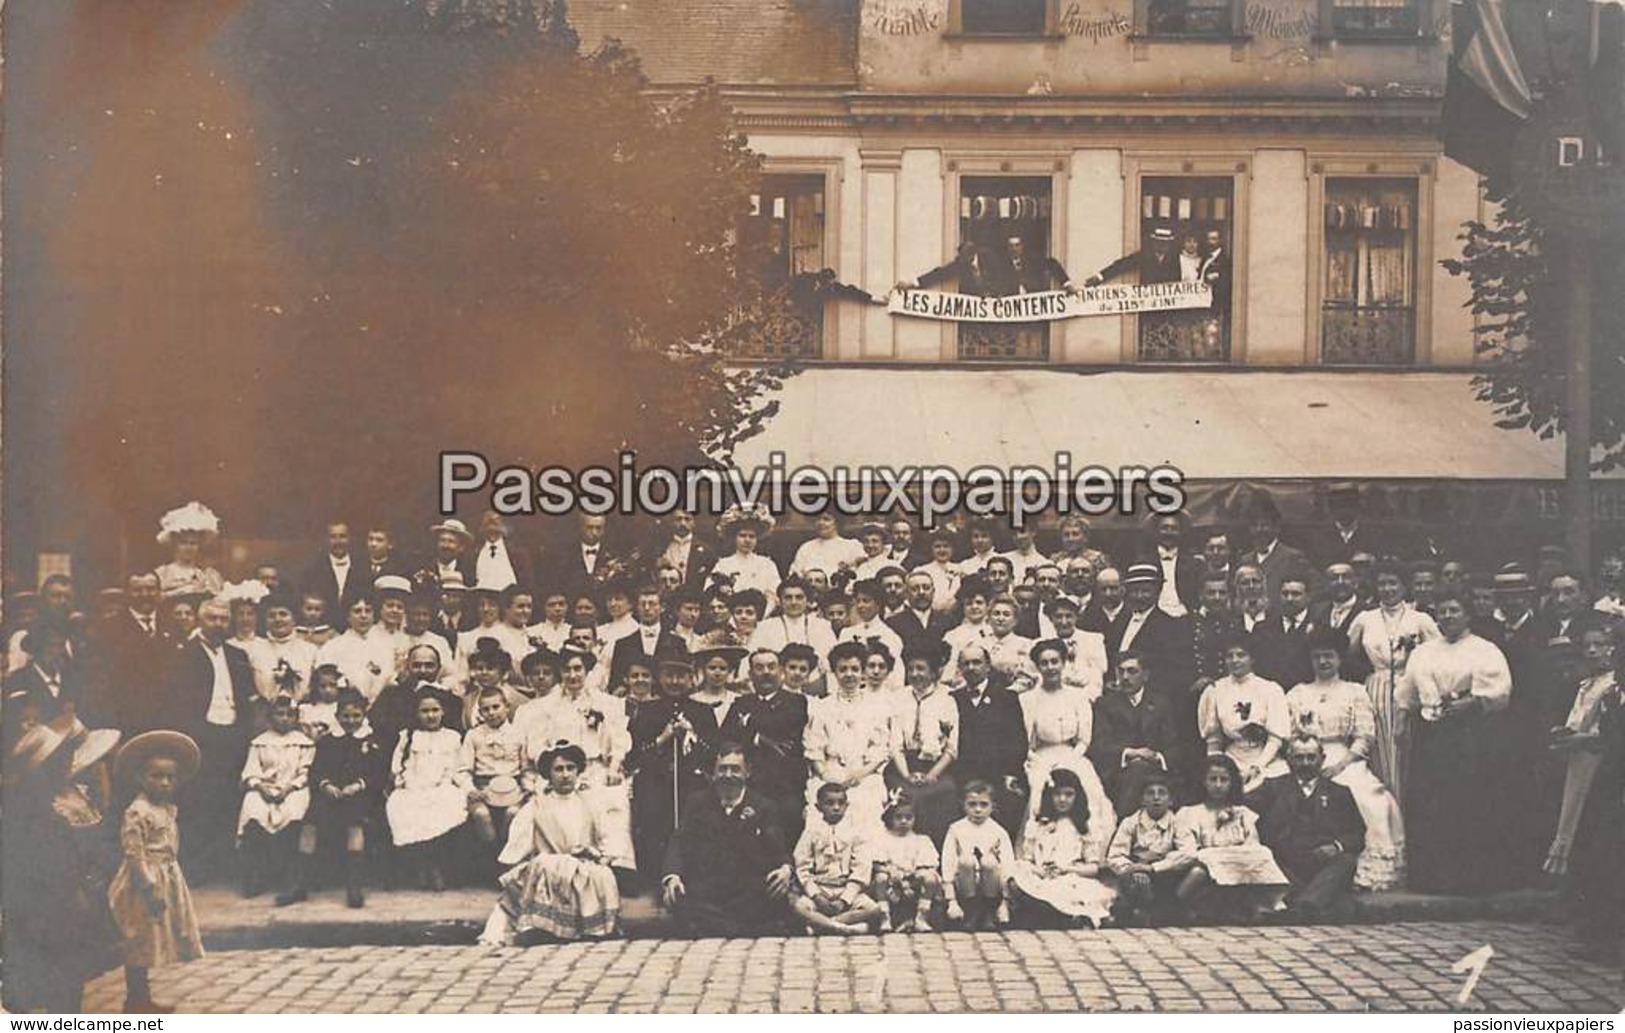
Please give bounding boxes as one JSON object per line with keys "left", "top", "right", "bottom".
{"left": 3, "top": 714, "right": 125, "bottom": 1013}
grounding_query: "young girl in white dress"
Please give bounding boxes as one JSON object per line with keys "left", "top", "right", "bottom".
{"left": 236, "top": 696, "right": 316, "bottom": 896}
{"left": 1171, "top": 755, "right": 1289, "bottom": 922}
{"left": 480, "top": 743, "right": 629, "bottom": 944}
{"left": 1010, "top": 768, "right": 1118, "bottom": 928}
{"left": 868, "top": 791, "right": 943, "bottom": 932}
{"left": 385, "top": 695, "right": 468, "bottom": 891}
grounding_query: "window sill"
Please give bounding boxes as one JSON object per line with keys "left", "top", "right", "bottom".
{"left": 942, "top": 31, "right": 1067, "bottom": 41}
{"left": 1313, "top": 32, "right": 1438, "bottom": 45}
{"left": 1130, "top": 32, "right": 1252, "bottom": 43}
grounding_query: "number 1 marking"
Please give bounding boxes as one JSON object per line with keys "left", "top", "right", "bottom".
{"left": 1452, "top": 944, "right": 1495, "bottom": 1006}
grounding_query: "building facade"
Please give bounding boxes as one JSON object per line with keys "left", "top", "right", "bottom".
{"left": 576, "top": 0, "right": 1482, "bottom": 370}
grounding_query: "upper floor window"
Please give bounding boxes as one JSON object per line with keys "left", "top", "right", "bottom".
{"left": 956, "top": 0, "right": 1053, "bottom": 35}
{"left": 954, "top": 175, "right": 1056, "bottom": 361}
{"left": 1323, "top": 0, "right": 1423, "bottom": 37}
{"left": 1141, "top": 0, "right": 1242, "bottom": 36}
{"left": 1320, "top": 178, "right": 1417, "bottom": 365}
{"left": 1136, "top": 175, "right": 1234, "bottom": 363}
{"left": 730, "top": 173, "right": 827, "bottom": 360}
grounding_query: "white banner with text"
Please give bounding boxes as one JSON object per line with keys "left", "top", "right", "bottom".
{"left": 888, "top": 281, "right": 1212, "bottom": 322}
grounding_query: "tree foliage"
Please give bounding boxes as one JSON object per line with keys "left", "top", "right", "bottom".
{"left": 5, "top": 0, "right": 795, "bottom": 567}
{"left": 1442, "top": 191, "right": 1625, "bottom": 471}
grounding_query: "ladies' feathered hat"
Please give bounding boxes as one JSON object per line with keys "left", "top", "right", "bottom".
{"left": 156, "top": 501, "right": 221, "bottom": 545}
{"left": 717, "top": 503, "right": 775, "bottom": 539}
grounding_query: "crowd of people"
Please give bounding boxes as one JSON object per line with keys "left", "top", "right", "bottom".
{"left": 4, "top": 487, "right": 1623, "bottom": 1009}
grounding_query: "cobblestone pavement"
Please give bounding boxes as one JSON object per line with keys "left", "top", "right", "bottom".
{"left": 82, "top": 921, "right": 1620, "bottom": 1014}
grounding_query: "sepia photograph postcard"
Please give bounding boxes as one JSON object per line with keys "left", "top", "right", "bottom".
{"left": 1, "top": 0, "right": 1622, "bottom": 1018}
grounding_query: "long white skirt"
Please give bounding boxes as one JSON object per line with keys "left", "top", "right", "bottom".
{"left": 1010, "top": 863, "right": 1117, "bottom": 925}
{"left": 1322, "top": 742, "right": 1406, "bottom": 890}
{"left": 386, "top": 784, "right": 468, "bottom": 846}
{"left": 237, "top": 786, "right": 311, "bottom": 837}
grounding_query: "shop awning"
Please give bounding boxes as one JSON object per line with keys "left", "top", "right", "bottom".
{"left": 730, "top": 368, "right": 1566, "bottom": 481}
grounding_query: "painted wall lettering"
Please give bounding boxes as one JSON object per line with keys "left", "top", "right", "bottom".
{"left": 867, "top": 0, "right": 945, "bottom": 35}
{"left": 1245, "top": 4, "right": 1318, "bottom": 39}
{"left": 1060, "top": 3, "right": 1133, "bottom": 41}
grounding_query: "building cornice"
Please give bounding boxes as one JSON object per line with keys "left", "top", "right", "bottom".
{"left": 647, "top": 86, "right": 1443, "bottom": 132}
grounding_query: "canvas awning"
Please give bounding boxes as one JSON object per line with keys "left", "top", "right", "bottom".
{"left": 730, "top": 368, "right": 1566, "bottom": 481}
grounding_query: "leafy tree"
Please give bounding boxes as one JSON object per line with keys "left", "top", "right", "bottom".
{"left": 4, "top": 0, "right": 795, "bottom": 579}
{"left": 1443, "top": 191, "right": 1625, "bottom": 471}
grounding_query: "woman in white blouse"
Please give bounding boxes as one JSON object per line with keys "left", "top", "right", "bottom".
{"left": 1197, "top": 639, "right": 1291, "bottom": 794}
{"left": 1021, "top": 640, "right": 1116, "bottom": 846}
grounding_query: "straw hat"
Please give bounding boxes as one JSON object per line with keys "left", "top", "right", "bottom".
{"left": 115, "top": 730, "right": 202, "bottom": 786}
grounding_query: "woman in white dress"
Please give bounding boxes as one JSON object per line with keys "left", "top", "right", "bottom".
{"left": 711, "top": 505, "right": 781, "bottom": 598}
{"left": 1021, "top": 640, "right": 1115, "bottom": 843}
{"left": 520, "top": 643, "right": 633, "bottom": 865}
{"left": 1285, "top": 628, "right": 1406, "bottom": 890}
{"left": 1345, "top": 561, "right": 1439, "bottom": 801}
{"left": 480, "top": 743, "right": 630, "bottom": 944}
{"left": 1010, "top": 768, "right": 1118, "bottom": 927}
{"left": 1197, "top": 639, "right": 1291, "bottom": 794}
{"left": 384, "top": 695, "right": 469, "bottom": 891}
{"left": 153, "top": 502, "right": 225, "bottom": 602}
{"left": 805, "top": 641, "right": 893, "bottom": 834}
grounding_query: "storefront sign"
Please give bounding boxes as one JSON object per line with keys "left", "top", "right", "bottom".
{"left": 888, "top": 281, "right": 1212, "bottom": 322}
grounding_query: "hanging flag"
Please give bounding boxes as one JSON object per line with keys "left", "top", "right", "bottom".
{"left": 1441, "top": 0, "right": 1537, "bottom": 185}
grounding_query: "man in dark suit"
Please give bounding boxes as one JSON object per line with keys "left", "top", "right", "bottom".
{"left": 2, "top": 624, "right": 80, "bottom": 745}
{"left": 1090, "top": 651, "right": 1185, "bottom": 814}
{"left": 1247, "top": 736, "right": 1365, "bottom": 920}
{"left": 1305, "top": 483, "right": 1384, "bottom": 569}
{"left": 646, "top": 510, "right": 715, "bottom": 593}
{"left": 608, "top": 585, "right": 684, "bottom": 689}
{"left": 1245, "top": 494, "right": 1316, "bottom": 602}
{"left": 544, "top": 513, "right": 628, "bottom": 601}
{"left": 720, "top": 649, "right": 810, "bottom": 847}
{"left": 1085, "top": 225, "right": 1182, "bottom": 286}
{"left": 1114, "top": 564, "right": 1195, "bottom": 702}
{"left": 1080, "top": 567, "right": 1129, "bottom": 664}
{"left": 951, "top": 643, "right": 1030, "bottom": 836}
{"left": 1141, "top": 512, "right": 1202, "bottom": 617}
{"left": 425, "top": 518, "right": 477, "bottom": 589}
{"left": 85, "top": 571, "right": 175, "bottom": 733}
{"left": 303, "top": 520, "right": 366, "bottom": 631}
{"left": 995, "top": 234, "right": 1074, "bottom": 295}
{"left": 661, "top": 744, "right": 793, "bottom": 938}
{"left": 1249, "top": 577, "right": 1321, "bottom": 690}
{"left": 169, "top": 596, "right": 258, "bottom": 880}
{"left": 355, "top": 523, "right": 405, "bottom": 583}
{"left": 887, "top": 571, "right": 957, "bottom": 656}
{"left": 1199, "top": 228, "right": 1232, "bottom": 317}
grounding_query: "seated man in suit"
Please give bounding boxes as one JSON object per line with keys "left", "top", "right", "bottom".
{"left": 661, "top": 743, "right": 794, "bottom": 938}
{"left": 1089, "top": 651, "right": 1184, "bottom": 814}
{"left": 1247, "top": 735, "right": 1365, "bottom": 921}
